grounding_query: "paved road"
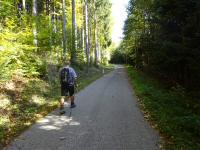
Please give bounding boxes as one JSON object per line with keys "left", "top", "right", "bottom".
{"left": 5, "top": 66, "right": 160, "bottom": 150}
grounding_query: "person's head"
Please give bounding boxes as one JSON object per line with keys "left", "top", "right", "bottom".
{"left": 64, "top": 60, "right": 71, "bottom": 66}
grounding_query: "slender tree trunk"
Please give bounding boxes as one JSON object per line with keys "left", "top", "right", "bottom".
{"left": 82, "top": 0, "right": 85, "bottom": 53}
{"left": 82, "top": 27, "right": 85, "bottom": 52}
{"left": 85, "top": 0, "right": 90, "bottom": 70}
{"left": 46, "top": 0, "right": 50, "bottom": 15}
{"left": 89, "top": 23, "right": 93, "bottom": 64}
{"left": 77, "top": 28, "right": 81, "bottom": 50}
{"left": 22, "top": 0, "right": 26, "bottom": 10}
{"left": 98, "top": 28, "right": 102, "bottom": 63}
{"left": 48, "top": 0, "right": 53, "bottom": 55}
{"left": 33, "top": 0, "right": 38, "bottom": 49}
{"left": 71, "top": 0, "right": 77, "bottom": 63}
{"left": 52, "top": 0, "right": 59, "bottom": 63}
{"left": 100, "top": 43, "right": 103, "bottom": 64}
{"left": 62, "top": 0, "right": 67, "bottom": 61}
{"left": 52, "top": 2, "right": 57, "bottom": 34}
{"left": 33, "top": 0, "right": 37, "bottom": 19}
{"left": 94, "top": 0, "right": 99, "bottom": 66}
{"left": 97, "top": 35, "right": 100, "bottom": 62}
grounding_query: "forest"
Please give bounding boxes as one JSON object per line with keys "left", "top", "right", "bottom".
{"left": 0, "top": 0, "right": 113, "bottom": 148}
{"left": 111, "top": 0, "right": 200, "bottom": 92}
{"left": 1, "top": 0, "right": 200, "bottom": 149}
{"left": 0, "top": 0, "right": 113, "bottom": 82}
{"left": 110, "top": 0, "right": 200, "bottom": 149}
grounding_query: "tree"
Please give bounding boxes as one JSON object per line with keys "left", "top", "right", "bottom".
{"left": 22, "top": 0, "right": 26, "bottom": 10}
{"left": 33, "top": 0, "right": 38, "bottom": 48}
{"left": 84, "top": 0, "right": 90, "bottom": 70}
{"left": 94, "top": 0, "right": 99, "bottom": 66}
{"left": 0, "top": 0, "right": 113, "bottom": 80}
{"left": 62, "top": 0, "right": 67, "bottom": 61}
{"left": 71, "top": 0, "right": 77, "bottom": 63}
{"left": 122, "top": 0, "right": 200, "bottom": 90}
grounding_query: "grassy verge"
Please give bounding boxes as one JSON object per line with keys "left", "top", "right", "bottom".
{"left": 126, "top": 66, "right": 200, "bottom": 150}
{"left": 0, "top": 65, "right": 113, "bottom": 149}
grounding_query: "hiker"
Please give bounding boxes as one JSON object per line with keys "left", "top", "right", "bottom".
{"left": 59, "top": 60, "right": 77, "bottom": 114}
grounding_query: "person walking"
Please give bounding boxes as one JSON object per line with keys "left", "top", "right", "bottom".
{"left": 59, "top": 61, "right": 77, "bottom": 114}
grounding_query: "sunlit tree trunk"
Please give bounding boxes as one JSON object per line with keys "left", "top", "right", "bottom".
{"left": 82, "top": 0, "right": 85, "bottom": 53}
{"left": 94, "top": 0, "right": 99, "bottom": 66}
{"left": 33, "top": 0, "right": 37, "bottom": 18}
{"left": 22, "top": 0, "right": 26, "bottom": 10}
{"left": 62, "top": 0, "right": 67, "bottom": 61}
{"left": 33, "top": 0, "right": 38, "bottom": 49}
{"left": 85, "top": 0, "right": 90, "bottom": 70}
{"left": 71, "top": 0, "right": 77, "bottom": 63}
{"left": 48, "top": 0, "right": 52, "bottom": 54}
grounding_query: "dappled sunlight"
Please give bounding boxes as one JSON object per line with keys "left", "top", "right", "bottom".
{"left": 0, "top": 117, "right": 10, "bottom": 126}
{"left": 39, "top": 125, "right": 61, "bottom": 130}
{"left": 0, "top": 94, "right": 11, "bottom": 108}
{"left": 5, "top": 82, "right": 15, "bottom": 90}
{"left": 23, "top": 122, "right": 31, "bottom": 126}
{"left": 37, "top": 118, "right": 50, "bottom": 124}
{"left": 37, "top": 113, "right": 80, "bottom": 131}
{"left": 31, "top": 95, "right": 46, "bottom": 105}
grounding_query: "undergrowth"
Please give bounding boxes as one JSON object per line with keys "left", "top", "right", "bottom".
{"left": 126, "top": 66, "right": 200, "bottom": 150}
{"left": 0, "top": 65, "right": 113, "bottom": 149}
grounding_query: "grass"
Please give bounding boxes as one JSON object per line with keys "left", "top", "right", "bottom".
{"left": 126, "top": 66, "right": 200, "bottom": 150}
{"left": 0, "top": 65, "right": 114, "bottom": 149}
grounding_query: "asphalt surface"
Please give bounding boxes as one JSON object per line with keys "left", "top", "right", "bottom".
{"left": 4, "top": 66, "right": 160, "bottom": 150}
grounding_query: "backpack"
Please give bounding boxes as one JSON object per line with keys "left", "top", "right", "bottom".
{"left": 60, "top": 67, "right": 70, "bottom": 84}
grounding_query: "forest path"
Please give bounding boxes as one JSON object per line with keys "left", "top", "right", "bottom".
{"left": 5, "top": 65, "right": 160, "bottom": 150}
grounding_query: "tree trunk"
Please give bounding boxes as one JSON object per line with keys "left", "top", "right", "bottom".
{"left": 48, "top": 0, "right": 53, "bottom": 56}
{"left": 52, "top": 0, "right": 59, "bottom": 63}
{"left": 82, "top": 1, "right": 85, "bottom": 53}
{"left": 94, "top": 0, "right": 99, "bottom": 66}
{"left": 71, "top": 0, "right": 77, "bottom": 63}
{"left": 62, "top": 0, "right": 67, "bottom": 61}
{"left": 82, "top": 27, "right": 85, "bottom": 52}
{"left": 33, "top": 0, "right": 38, "bottom": 48}
{"left": 46, "top": 0, "right": 50, "bottom": 15}
{"left": 22, "top": 0, "right": 26, "bottom": 10}
{"left": 89, "top": 23, "right": 93, "bottom": 64}
{"left": 85, "top": 0, "right": 90, "bottom": 70}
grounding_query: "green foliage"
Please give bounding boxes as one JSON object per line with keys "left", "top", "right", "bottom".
{"left": 0, "top": 1, "right": 64, "bottom": 81}
{"left": 122, "top": 0, "right": 200, "bottom": 90}
{"left": 0, "top": 0, "right": 113, "bottom": 82}
{"left": 0, "top": 0, "right": 15, "bottom": 20}
{"left": 0, "top": 0, "right": 113, "bottom": 148}
{"left": 96, "top": 0, "right": 112, "bottom": 49}
{"left": 110, "top": 47, "right": 126, "bottom": 64}
{"left": 0, "top": 65, "right": 113, "bottom": 148}
{"left": 0, "top": 21, "right": 39, "bottom": 81}
{"left": 127, "top": 66, "right": 200, "bottom": 149}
